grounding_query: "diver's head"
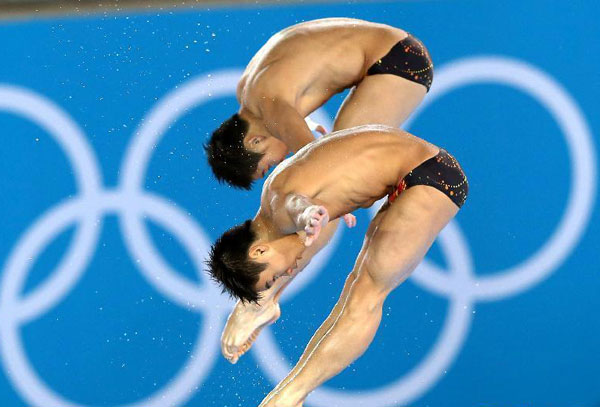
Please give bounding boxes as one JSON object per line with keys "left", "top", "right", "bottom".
{"left": 205, "top": 113, "right": 288, "bottom": 189}
{"left": 207, "top": 220, "right": 302, "bottom": 303}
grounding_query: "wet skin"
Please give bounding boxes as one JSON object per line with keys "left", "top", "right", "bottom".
{"left": 234, "top": 17, "right": 427, "bottom": 179}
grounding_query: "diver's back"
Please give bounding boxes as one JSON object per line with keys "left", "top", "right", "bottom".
{"left": 269, "top": 125, "right": 438, "bottom": 215}
{"left": 241, "top": 18, "right": 407, "bottom": 106}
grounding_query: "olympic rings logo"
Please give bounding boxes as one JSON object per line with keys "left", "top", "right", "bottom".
{"left": 0, "top": 57, "right": 596, "bottom": 407}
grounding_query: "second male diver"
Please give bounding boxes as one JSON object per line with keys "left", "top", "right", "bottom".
{"left": 205, "top": 17, "right": 433, "bottom": 189}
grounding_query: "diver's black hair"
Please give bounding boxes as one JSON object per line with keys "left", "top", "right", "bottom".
{"left": 206, "top": 220, "right": 266, "bottom": 303}
{"left": 204, "top": 114, "right": 264, "bottom": 190}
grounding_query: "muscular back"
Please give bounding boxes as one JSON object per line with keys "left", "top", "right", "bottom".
{"left": 238, "top": 18, "right": 407, "bottom": 117}
{"left": 263, "top": 125, "right": 438, "bottom": 226}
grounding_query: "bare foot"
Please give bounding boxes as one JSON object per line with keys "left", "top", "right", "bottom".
{"left": 221, "top": 299, "right": 281, "bottom": 363}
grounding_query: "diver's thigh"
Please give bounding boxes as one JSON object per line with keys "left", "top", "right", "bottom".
{"left": 361, "top": 186, "right": 458, "bottom": 290}
{"left": 333, "top": 75, "right": 426, "bottom": 131}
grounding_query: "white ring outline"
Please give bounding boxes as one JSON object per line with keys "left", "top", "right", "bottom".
{"left": 0, "top": 86, "right": 103, "bottom": 323}
{"left": 0, "top": 83, "right": 225, "bottom": 407}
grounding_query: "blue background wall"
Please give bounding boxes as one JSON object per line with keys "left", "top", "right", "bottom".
{"left": 0, "top": 1, "right": 599, "bottom": 406}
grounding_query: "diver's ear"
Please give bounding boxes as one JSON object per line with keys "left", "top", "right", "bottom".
{"left": 248, "top": 244, "right": 270, "bottom": 260}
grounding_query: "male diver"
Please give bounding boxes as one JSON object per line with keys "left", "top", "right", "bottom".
{"left": 207, "top": 125, "right": 468, "bottom": 407}
{"left": 210, "top": 17, "right": 435, "bottom": 363}
{"left": 204, "top": 17, "right": 433, "bottom": 189}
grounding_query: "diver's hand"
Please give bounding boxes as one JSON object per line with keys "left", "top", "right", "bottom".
{"left": 302, "top": 205, "right": 329, "bottom": 247}
{"left": 343, "top": 213, "right": 357, "bottom": 228}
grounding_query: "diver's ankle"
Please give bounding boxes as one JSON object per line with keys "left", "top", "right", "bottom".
{"left": 263, "top": 391, "right": 304, "bottom": 407}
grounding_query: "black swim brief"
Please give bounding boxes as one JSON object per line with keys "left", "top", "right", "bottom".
{"left": 367, "top": 33, "right": 433, "bottom": 91}
{"left": 388, "top": 149, "right": 468, "bottom": 208}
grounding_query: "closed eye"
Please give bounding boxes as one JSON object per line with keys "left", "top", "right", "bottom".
{"left": 265, "top": 275, "right": 279, "bottom": 291}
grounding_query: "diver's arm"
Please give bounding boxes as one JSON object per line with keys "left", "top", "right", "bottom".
{"left": 284, "top": 193, "right": 330, "bottom": 247}
{"left": 260, "top": 99, "right": 316, "bottom": 152}
{"left": 284, "top": 193, "right": 321, "bottom": 229}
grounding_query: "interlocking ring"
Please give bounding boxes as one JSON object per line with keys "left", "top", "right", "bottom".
{"left": 0, "top": 82, "right": 225, "bottom": 407}
{"left": 0, "top": 73, "right": 339, "bottom": 407}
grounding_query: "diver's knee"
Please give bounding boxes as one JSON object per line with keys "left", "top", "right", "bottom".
{"left": 346, "top": 269, "right": 387, "bottom": 315}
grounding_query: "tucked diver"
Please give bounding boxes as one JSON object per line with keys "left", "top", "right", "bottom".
{"left": 207, "top": 125, "right": 468, "bottom": 407}
{"left": 204, "top": 17, "right": 433, "bottom": 189}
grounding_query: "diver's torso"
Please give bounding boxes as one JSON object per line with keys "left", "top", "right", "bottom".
{"left": 265, "top": 125, "right": 438, "bottom": 220}
{"left": 239, "top": 18, "right": 407, "bottom": 116}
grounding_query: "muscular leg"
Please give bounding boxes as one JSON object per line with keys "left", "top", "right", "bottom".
{"left": 268, "top": 212, "right": 383, "bottom": 393}
{"left": 269, "top": 64, "right": 429, "bottom": 374}
{"left": 260, "top": 186, "right": 458, "bottom": 407}
{"left": 333, "top": 74, "right": 426, "bottom": 131}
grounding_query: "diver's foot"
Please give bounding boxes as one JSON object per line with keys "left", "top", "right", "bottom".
{"left": 221, "top": 299, "right": 281, "bottom": 363}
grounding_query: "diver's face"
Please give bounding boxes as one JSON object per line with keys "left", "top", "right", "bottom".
{"left": 245, "top": 134, "right": 289, "bottom": 180}
{"left": 248, "top": 236, "right": 303, "bottom": 292}
{"left": 255, "top": 257, "right": 296, "bottom": 292}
